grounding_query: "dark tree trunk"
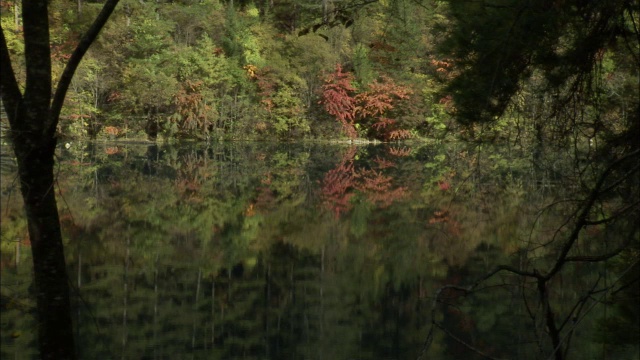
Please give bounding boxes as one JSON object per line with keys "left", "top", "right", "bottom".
{"left": 13, "top": 132, "right": 76, "bottom": 359}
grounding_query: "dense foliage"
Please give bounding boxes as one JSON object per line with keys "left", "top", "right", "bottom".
{"left": 0, "top": 0, "right": 436, "bottom": 141}
{"left": 2, "top": 0, "right": 637, "bottom": 146}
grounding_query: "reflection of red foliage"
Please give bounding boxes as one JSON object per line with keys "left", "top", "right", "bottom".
{"left": 387, "top": 146, "right": 412, "bottom": 157}
{"left": 321, "top": 159, "right": 357, "bottom": 218}
{"left": 320, "top": 147, "right": 406, "bottom": 218}
{"left": 175, "top": 154, "right": 210, "bottom": 201}
{"left": 254, "top": 174, "right": 276, "bottom": 212}
{"left": 373, "top": 156, "right": 395, "bottom": 169}
{"left": 429, "top": 209, "right": 461, "bottom": 236}
{"left": 357, "top": 169, "right": 407, "bottom": 208}
{"left": 429, "top": 210, "right": 450, "bottom": 224}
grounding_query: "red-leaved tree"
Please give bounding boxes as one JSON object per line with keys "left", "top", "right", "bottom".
{"left": 319, "top": 64, "right": 358, "bottom": 137}
{"left": 321, "top": 65, "right": 412, "bottom": 140}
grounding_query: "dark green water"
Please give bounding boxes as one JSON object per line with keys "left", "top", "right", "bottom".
{"left": 1, "top": 142, "right": 636, "bottom": 359}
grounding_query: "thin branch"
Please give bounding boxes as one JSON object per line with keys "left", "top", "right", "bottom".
{"left": 565, "top": 235, "right": 633, "bottom": 263}
{"left": 558, "top": 275, "right": 602, "bottom": 332}
{"left": 544, "top": 149, "right": 640, "bottom": 280}
{"left": 599, "top": 163, "right": 640, "bottom": 195}
{"left": 584, "top": 200, "right": 640, "bottom": 226}
{"left": 610, "top": 275, "right": 640, "bottom": 297}
{"left": 418, "top": 265, "right": 540, "bottom": 359}
{"left": 546, "top": 258, "right": 639, "bottom": 360}
{"left": 623, "top": 3, "right": 640, "bottom": 66}
{"left": 434, "top": 322, "right": 507, "bottom": 360}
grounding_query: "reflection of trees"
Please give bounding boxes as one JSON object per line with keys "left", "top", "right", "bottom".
{"left": 2, "top": 142, "right": 636, "bottom": 358}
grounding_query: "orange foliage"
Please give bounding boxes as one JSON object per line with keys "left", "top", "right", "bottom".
{"left": 51, "top": 37, "right": 77, "bottom": 61}
{"left": 174, "top": 153, "right": 211, "bottom": 201}
{"left": 244, "top": 64, "right": 258, "bottom": 78}
{"left": 430, "top": 58, "right": 454, "bottom": 78}
{"left": 355, "top": 77, "right": 410, "bottom": 118}
{"left": 105, "top": 147, "right": 120, "bottom": 155}
{"left": 387, "top": 129, "right": 413, "bottom": 140}
{"left": 103, "top": 126, "right": 121, "bottom": 137}
{"left": 245, "top": 203, "right": 256, "bottom": 217}
{"left": 172, "top": 80, "right": 211, "bottom": 133}
{"left": 438, "top": 181, "right": 450, "bottom": 191}
{"left": 107, "top": 91, "right": 122, "bottom": 103}
{"left": 254, "top": 67, "right": 278, "bottom": 112}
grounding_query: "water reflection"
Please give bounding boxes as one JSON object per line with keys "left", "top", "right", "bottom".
{"left": 1, "top": 142, "right": 635, "bottom": 359}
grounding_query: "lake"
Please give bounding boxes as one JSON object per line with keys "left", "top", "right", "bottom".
{"left": 1, "top": 141, "right": 636, "bottom": 359}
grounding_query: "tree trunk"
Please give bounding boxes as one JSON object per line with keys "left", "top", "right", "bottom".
{"left": 13, "top": 133, "right": 76, "bottom": 360}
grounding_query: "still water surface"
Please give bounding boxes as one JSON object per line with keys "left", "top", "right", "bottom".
{"left": 0, "top": 142, "right": 627, "bottom": 359}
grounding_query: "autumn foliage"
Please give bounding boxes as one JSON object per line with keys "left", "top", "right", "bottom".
{"left": 320, "top": 64, "right": 412, "bottom": 140}
{"left": 169, "top": 80, "right": 212, "bottom": 137}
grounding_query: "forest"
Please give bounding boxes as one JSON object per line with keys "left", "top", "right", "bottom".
{"left": 1, "top": 0, "right": 639, "bottom": 359}
{"left": 0, "top": 0, "right": 633, "bottom": 144}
